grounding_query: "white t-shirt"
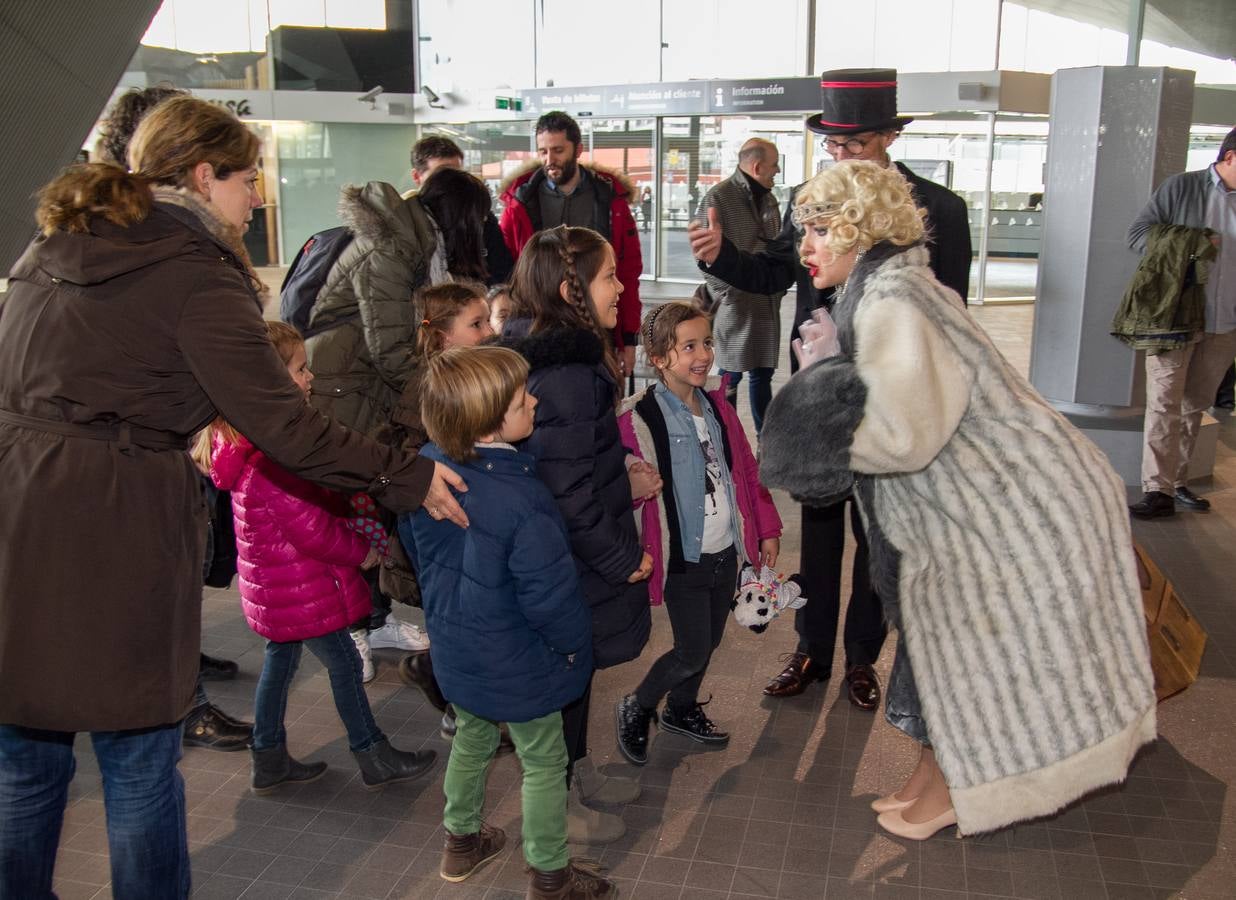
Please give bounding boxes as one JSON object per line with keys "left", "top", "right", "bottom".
{"left": 695, "top": 414, "right": 734, "bottom": 554}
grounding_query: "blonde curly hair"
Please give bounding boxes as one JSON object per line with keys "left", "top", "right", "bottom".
{"left": 792, "top": 160, "right": 926, "bottom": 256}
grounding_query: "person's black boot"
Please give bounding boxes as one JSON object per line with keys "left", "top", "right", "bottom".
{"left": 659, "top": 699, "right": 729, "bottom": 746}
{"left": 199, "top": 652, "right": 239, "bottom": 681}
{"left": 397, "top": 651, "right": 447, "bottom": 711}
{"left": 615, "top": 694, "right": 657, "bottom": 766}
{"left": 352, "top": 739, "right": 437, "bottom": 790}
{"left": 183, "top": 703, "right": 252, "bottom": 751}
{"left": 250, "top": 745, "right": 328, "bottom": 795}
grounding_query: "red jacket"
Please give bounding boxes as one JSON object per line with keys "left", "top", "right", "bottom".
{"left": 499, "top": 162, "right": 643, "bottom": 338}
{"left": 211, "top": 433, "right": 372, "bottom": 642}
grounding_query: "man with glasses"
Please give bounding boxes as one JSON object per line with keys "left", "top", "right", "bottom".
{"left": 698, "top": 138, "right": 786, "bottom": 433}
{"left": 688, "top": 69, "right": 971, "bottom": 713}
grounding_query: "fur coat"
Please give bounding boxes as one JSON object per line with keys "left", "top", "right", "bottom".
{"left": 760, "top": 241, "right": 1156, "bottom": 835}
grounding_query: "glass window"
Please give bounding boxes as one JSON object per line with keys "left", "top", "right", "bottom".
{"left": 418, "top": 0, "right": 535, "bottom": 93}
{"left": 538, "top": 0, "right": 660, "bottom": 86}
{"left": 998, "top": 2, "right": 1128, "bottom": 73}
{"left": 663, "top": 0, "right": 809, "bottom": 81}
{"left": 813, "top": 0, "right": 998, "bottom": 72}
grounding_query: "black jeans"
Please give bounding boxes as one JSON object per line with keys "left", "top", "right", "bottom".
{"left": 561, "top": 672, "right": 593, "bottom": 779}
{"left": 794, "top": 497, "right": 887, "bottom": 671}
{"left": 635, "top": 546, "right": 737, "bottom": 710}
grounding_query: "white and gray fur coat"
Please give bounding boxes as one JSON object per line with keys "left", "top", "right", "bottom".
{"left": 760, "top": 241, "right": 1155, "bottom": 835}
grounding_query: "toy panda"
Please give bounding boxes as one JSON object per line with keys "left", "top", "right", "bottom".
{"left": 732, "top": 565, "right": 807, "bottom": 633}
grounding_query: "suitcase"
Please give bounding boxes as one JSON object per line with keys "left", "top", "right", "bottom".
{"left": 1133, "top": 543, "right": 1207, "bottom": 702}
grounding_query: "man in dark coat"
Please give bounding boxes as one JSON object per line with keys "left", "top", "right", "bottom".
{"left": 688, "top": 68, "right": 972, "bottom": 712}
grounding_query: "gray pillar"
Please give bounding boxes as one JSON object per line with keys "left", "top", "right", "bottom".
{"left": 1030, "top": 66, "right": 1199, "bottom": 484}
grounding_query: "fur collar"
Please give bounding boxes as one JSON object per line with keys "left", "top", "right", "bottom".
{"left": 500, "top": 160, "right": 637, "bottom": 200}
{"left": 151, "top": 185, "right": 268, "bottom": 299}
{"left": 504, "top": 322, "right": 605, "bottom": 372}
{"left": 337, "top": 181, "right": 436, "bottom": 253}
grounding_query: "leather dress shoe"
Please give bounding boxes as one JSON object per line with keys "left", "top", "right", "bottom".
{"left": 1129, "top": 491, "right": 1174, "bottom": 519}
{"left": 183, "top": 703, "right": 252, "bottom": 751}
{"left": 397, "top": 651, "right": 447, "bottom": 711}
{"left": 763, "top": 652, "right": 828, "bottom": 698}
{"left": 199, "top": 652, "right": 239, "bottom": 681}
{"left": 1174, "top": 487, "right": 1210, "bottom": 511}
{"left": 845, "top": 664, "right": 881, "bottom": 711}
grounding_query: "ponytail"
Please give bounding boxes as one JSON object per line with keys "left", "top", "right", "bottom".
{"left": 36, "top": 163, "right": 152, "bottom": 236}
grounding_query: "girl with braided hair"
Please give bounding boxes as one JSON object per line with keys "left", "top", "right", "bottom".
{"left": 504, "top": 226, "right": 654, "bottom": 845}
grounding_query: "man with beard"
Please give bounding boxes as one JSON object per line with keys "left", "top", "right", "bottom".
{"left": 499, "top": 111, "right": 643, "bottom": 374}
{"left": 688, "top": 69, "right": 972, "bottom": 713}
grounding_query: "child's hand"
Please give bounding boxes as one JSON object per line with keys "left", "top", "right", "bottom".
{"left": 627, "top": 551, "right": 654, "bottom": 583}
{"left": 627, "top": 460, "right": 663, "bottom": 500}
{"left": 759, "top": 538, "right": 780, "bottom": 570}
{"left": 361, "top": 547, "right": 381, "bottom": 570}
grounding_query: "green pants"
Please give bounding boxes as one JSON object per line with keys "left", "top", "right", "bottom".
{"left": 444, "top": 706, "right": 568, "bottom": 871}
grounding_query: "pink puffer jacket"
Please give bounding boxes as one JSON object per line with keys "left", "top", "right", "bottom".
{"left": 211, "top": 433, "right": 371, "bottom": 642}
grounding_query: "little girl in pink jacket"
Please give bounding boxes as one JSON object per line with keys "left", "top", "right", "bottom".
{"left": 615, "top": 302, "right": 782, "bottom": 766}
{"left": 199, "top": 321, "right": 437, "bottom": 795}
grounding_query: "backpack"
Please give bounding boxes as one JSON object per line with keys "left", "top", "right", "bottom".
{"left": 278, "top": 226, "right": 357, "bottom": 337}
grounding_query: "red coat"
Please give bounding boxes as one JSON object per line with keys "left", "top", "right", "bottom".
{"left": 211, "top": 433, "right": 371, "bottom": 642}
{"left": 499, "top": 162, "right": 643, "bottom": 339}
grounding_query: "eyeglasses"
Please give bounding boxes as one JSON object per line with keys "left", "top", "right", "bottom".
{"left": 823, "top": 135, "right": 874, "bottom": 155}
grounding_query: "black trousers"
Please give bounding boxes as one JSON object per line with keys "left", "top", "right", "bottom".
{"left": 634, "top": 546, "right": 737, "bottom": 711}
{"left": 793, "top": 497, "right": 887, "bottom": 671}
{"left": 561, "top": 671, "right": 594, "bottom": 776}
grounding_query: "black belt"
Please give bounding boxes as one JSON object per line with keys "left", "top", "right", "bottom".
{"left": 0, "top": 408, "right": 189, "bottom": 453}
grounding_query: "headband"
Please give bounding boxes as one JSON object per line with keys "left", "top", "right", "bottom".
{"left": 644, "top": 303, "right": 668, "bottom": 344}
{"left": 791, "top": 200, "right": 843, "bottom": 226}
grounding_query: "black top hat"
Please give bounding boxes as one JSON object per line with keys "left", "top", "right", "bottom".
{"left": 805, "top": 68, "right": 914, "bottom": 136}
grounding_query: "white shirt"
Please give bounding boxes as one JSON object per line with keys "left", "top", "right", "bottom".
{"left": 695, "top": 414, "right": 733, "bottom": 554}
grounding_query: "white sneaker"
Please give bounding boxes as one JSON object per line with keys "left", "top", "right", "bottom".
{"left": 368, "top": 614, "right": 430, "bottom": 651}
{"left": 350, "top": 629, "right": 375, "bottom": 683}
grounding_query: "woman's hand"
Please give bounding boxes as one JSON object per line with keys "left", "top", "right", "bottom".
{"left": 361, "top": 546, "right": 381, "bottom": 570}
{"left": 423, "top": 461, "right": 469, "bottom": 528}
{"left": 759, "top": 538, "right": 780, "bottom": 570}
{"left": 792, "top": 308, "right": 841, "bottom": 370}
{"left": 627, "top": 459, "right": 663, "bottom": 501}
{"left": 627, "top": 551, "right": 654, "bottom": 583}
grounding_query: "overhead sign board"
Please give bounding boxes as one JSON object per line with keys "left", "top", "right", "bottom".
{"left": 708, "top": 78, "right": 820, "bottom": 114}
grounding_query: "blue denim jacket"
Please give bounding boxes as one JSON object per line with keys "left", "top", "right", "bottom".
{"left": 653, "top": 382, "right": 743, "bottom": 564}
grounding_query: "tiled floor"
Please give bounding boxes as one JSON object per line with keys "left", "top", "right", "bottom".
{"left": 51, "top": 284, "right": 1236, "bottom": 899}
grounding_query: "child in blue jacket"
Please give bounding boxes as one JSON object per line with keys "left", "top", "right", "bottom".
{"left": 398, "top": 346, "right": 615, "bottom": 899}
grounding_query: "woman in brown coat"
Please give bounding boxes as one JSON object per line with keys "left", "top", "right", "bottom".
{"left": 0, "top": 96, "right": 465, "bottom": 899}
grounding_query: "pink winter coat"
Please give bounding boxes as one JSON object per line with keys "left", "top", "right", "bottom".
{"left": 619, "top": 380, "right": 782, "bottom": 605}
{"left": 210, "top": 433, "right": 372, "bottom": 642}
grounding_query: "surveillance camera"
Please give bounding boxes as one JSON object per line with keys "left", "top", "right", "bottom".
{"left": 358, "top": 86, "right": 385, "bottom": 104}
{"left": 422, "top": 85, "right": 442, "bottom": 106}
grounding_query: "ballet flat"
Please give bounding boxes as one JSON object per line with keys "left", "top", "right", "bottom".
{"left": 877, "top": 805, "right": 958, "bottom": 840}
{"left": 871, "top": 793, "right": 916, "bottom": 814}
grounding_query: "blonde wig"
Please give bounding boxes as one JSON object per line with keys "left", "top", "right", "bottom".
{"left": 792, "top": 160, "right": 926, "bottom": 256}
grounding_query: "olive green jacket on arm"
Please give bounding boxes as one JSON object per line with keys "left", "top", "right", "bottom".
{"left": 1111, "top": 224, "right": 1215, "bottom": 354}
{"left": 306, "top": 181, "right": 438, "bottom": 436}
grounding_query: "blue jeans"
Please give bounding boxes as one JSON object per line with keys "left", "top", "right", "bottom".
{"left": 0, "top": 722, "right": 189, "bottom": 899}
{"left": 253, "top": 627, "right": 384, "bottom": 753}
{"left": 720, "top": 367, "right": 775, "bottom": 435}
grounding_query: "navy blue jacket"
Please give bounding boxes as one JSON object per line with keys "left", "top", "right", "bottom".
{"left": 503, "top": 321, "right": 651, "bottom": 669}
{"left": 398, "top": 443, "right": 592, "bottom": 723}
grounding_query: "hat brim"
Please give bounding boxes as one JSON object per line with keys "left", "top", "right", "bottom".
{"left": 805, "top": 114, "right": 914, "bottom": 136}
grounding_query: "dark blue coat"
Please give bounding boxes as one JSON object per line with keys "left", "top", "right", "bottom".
{"left": 399, "top": 444, "right": 592, "bottom": 723}
{"left": 503, "top": 321, "right": 651, "bottom": 669}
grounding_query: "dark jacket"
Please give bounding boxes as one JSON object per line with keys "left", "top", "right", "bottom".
{"left": 499, "top": 163, "right": 643, "bottom": 340}
{"left": 503, "top": 320, "right": 651, "bottom": 668}
{"left": 0, "top": 191, "right": 433, "bottom": 732}
{"left": 701, "top": 162, "right": 972, "bottom": 370}
{"left": 399, "top": 444, "right": 593, "bottom": 723}
{"left": 1111, "top": 224, "right": 1214, "bottom": 353}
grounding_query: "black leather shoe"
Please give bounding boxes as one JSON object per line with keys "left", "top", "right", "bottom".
{"left": 615, "top": 694, "right": 657, "bottom": 765}
{"left": 1174, "top": 487, "right": 1211, "bottom": 511}
{"left": 183, "top": 704, "right": 252, "bottom": 751}
{"left": 659, "top": 699, "right": 728, "bottom": 746}
{"left": 845, "top": 664, "right": 881, "bottom": 711}
{"left": 1129, "top": 491, "right": 1175, "bottom": 519}
{"left": 397, "top": 651, "right": 447, "bottom": 711}
{"left": 199, "top": 652, "right": 239, "bottom": 681}
{"left": 763, "top": 651, "right": 829, "bottom": 698}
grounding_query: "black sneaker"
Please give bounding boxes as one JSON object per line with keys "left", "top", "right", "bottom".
{"left": 199, "top": 653, "right": 239, "bottom": 681}
{"left": 1173, "top": 487, "right": 1211, "bottom": 511}
{"left": 1129, "top": 491, "right": 1175, "bottom": 519}
{"left": 183, "top": 703, "right": 252, "bottom": 751}
{"left": 659, "top": 700, "right": 729, "bottom": 746}
{"left": 615, "top": 694, "right": 657, "bottom": 765}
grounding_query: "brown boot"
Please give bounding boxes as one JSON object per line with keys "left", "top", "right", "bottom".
{"left": 440, "top": 822, "right": 506, "bottom": 882}
{"left": 527, "top": 858, "right": 617, "bottom": 899}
